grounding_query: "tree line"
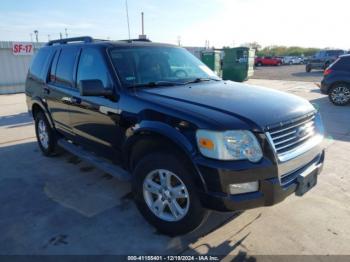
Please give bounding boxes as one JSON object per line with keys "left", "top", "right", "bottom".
{"left": 257, "top": 46, "right": 321, "bottom": 57}
{"left": 244, "top": 42, "right": 321, "bottom": 57}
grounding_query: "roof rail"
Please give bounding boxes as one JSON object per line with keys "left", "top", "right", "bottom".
{"left": 118, "top": 38, "right": 151, "bottom": 43}
{"left": 46, "top": 36, "right": 94, "bottom": 46}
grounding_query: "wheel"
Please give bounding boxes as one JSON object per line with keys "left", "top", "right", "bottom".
{"left": 306, "top": 64, "right": 311, "bottom": 73}
{"left": 328, "top": 84, "right": 350, "bottom": 106}
{"left": 257, "top": 62, "right": 262, "bottom": 66}
{"left": 132, "top": 152, "right": 208, "bottom": 236}
{"left": 277, "top": 62, "right": 282, "bottom": 66}
{"left": 34, "top": 111, "right": 57, "bottom": 156}
{"left": 289, "top": 61, "right": 293, "bottom": 65}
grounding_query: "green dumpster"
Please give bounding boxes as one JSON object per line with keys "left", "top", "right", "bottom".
{"left": 200, "top": 50, "right": 222, "bottom": 77}
{"left": 222, "top": 47, "right": 255, "bottom": 82}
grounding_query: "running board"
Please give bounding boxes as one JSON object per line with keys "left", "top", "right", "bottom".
{"left": 57, "top": 139, "right": 131, "bottom": 181}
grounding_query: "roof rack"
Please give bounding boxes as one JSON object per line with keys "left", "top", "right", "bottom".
{"left": 46, "top": 36, "right": 94, "bottom": 46}
{"left": 118, "top": 38, "right": 151, "bottom": 43}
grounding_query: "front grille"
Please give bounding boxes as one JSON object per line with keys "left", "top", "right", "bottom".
{"left": 267, "top": 114, "right": 316, "bottom": 155}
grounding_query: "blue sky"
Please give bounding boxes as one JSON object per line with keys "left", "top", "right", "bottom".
{"left": 0, "top": 0, "right": 349, "bottom": 49}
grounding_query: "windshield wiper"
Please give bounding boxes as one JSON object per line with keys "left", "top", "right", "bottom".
{"left": 128, "top": 81, "right": 184, "bottom": 88}
{"left": 183, "top": 77, "right": 221, "bottom": 85}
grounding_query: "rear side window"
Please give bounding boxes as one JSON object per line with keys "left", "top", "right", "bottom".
{"left": 29, "top": 48, "right": 53, "bottom": 81}
{"left": 55, "top": 47, "right": 79, "bottom": 87}
{"left": 332, "top": 57, "right": 350, "bottom": 71}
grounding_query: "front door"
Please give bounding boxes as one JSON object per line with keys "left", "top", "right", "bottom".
{"left": 68, "top": 47, "right": 123, "bottom": 162}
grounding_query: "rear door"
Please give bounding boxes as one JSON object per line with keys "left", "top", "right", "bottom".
{"left": 45, "top": 46, "right": 80, "bottom": 138}
{"left": 68, "top": 47, "right": 122, "bottom": 161}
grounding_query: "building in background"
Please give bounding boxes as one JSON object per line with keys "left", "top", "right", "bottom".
{"left": 0, "top": 41, "right": 44, "bottom": 94}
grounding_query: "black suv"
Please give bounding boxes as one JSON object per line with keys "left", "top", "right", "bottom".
{"left": 26, "top": 37, "right": 325, "bottom": 235}
{"left": 320, "top": 54, "right": 350, "bottom": 105}
{"left": 306, "top": 49, "right": 345, "bottom": 72}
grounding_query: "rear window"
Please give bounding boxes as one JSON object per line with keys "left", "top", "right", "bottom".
{"left": 29, "top": 48, "right": 53, "bottom": 81}
{"left": 332, "top": 56, "right": 350, "bottom": 71}
{"left": 55, "top": 47, "right": 80, "bottom": 87}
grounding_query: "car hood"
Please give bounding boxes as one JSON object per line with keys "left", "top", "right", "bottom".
{"left": 137, "top": 81, "right": 315, "bottom": 130}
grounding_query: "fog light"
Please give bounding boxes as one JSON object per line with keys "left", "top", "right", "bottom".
{"left": 229, "top": 182, "right": 259, "bottom": 195}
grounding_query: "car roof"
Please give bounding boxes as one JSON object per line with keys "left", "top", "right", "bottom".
{"left": 44, "top": 36, "right": 178, "bottom": 49}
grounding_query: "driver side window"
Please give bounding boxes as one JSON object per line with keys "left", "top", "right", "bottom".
{"left": 77, "top": 48, "right": 111, "bottom": 88}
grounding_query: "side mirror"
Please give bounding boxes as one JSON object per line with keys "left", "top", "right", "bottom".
{"left": 78, "top": 79, "right": 113, "bottom": 97}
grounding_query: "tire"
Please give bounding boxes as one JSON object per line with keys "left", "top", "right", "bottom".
{"left": 306, "top": 65, "right": 312, "bottom": 73}
{"left": 328, "top": 84, "right": 350, "bottom": 106}
{"left": 257, "top": 62, "right": 262, "bottom": 66}
{"left": 34, "top": 111, "right": 57, "bottom": 156}
{"left": 132, "top": 152, "right": 208, "bottom": 236}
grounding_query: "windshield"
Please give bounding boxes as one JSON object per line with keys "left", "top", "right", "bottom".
{"left": 109, "top": 46, "right": 220, "bottom": 87}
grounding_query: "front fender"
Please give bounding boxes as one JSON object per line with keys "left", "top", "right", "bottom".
{"left": 126, "top": 120, "right": 196, "bottom": 156}
{"left": 123, "top": 120, "right": 208, "bottom": 192}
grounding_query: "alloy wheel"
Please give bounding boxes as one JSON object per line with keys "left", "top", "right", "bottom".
{"left": 143, "top": 169, "right": 190, "bottom": 222}
{"left": 38, "top": 119, "right": 49, "bottom": 149}
{"left": 331, "top": 86, "right": 350, "bottom": 104}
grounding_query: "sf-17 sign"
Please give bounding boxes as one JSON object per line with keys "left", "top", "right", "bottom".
{"left": 12, "top": 42, "right": 34, "bottom": 56}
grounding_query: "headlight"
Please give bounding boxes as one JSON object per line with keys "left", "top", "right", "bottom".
{"left": 196, "top": 130, "right": 263, "bottom": 162}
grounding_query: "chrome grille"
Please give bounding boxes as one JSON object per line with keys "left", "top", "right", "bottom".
{"left": 267, "top": 114, "right": 316, "bottom": 155}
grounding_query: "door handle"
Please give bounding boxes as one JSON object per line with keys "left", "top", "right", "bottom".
{"left": 61, "top": 97, "right": 81, "bottom": 104}
{"left": 71, "top": 97, "right": 81, "bottom": 104}
{"left": 43, "top": 86, "right": 50, "bottom": 94}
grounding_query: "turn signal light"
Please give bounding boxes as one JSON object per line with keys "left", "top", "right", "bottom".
{"left": 198, "top": 138, "right": 214, "bottom": 150}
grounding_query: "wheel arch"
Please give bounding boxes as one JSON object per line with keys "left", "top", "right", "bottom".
{"left": 123, "top": 122, "right": 207, "bottom": 192}
{"left": 329, "top": 81, "right": 350, "bottom": 93}
{"left": 30, "top": 98, "right": 55, "bottom": 128}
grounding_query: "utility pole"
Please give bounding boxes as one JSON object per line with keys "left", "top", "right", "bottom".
{"left": 177, "top": 36, "right": 181, "bottom": 46}
{"left": 141, "top": 12, "right": 144, "bottom": 35}
{"left": 48, "top": 34, "right": 51, "bottom": 41}
{"left": 139, "top": 11, "right": 147, "bottom": 39}
{"left": 125, "top": 0, "right": 131, "bottom": 39}
{"left": 30, "top": 33, "right": 33, "bottom": 42}
{"left": 60, "top": 32, "right": 63, "bottom": 39}
{"left": 34, "top": 30, "right": 39, "bottom": 43}
{"left": 65, "top": 28, "right": 68, "bottom": 38}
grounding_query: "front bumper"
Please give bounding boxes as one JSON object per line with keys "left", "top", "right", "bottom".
{"left": 195, "top": 149, "right": 325, "bottom": 212}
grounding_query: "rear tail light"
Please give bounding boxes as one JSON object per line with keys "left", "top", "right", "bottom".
{"left": 324, "top": 69, "right": 333, "bottom": 76}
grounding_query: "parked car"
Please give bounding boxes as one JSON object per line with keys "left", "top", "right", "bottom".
{"left": 283, "top": 56, "right": 303, "bottom": 65}
{"left": 26, "top": 36, "right": 325, "bottom": 236}
{"left": 306, "top": 49, "right": 345, "bottom": 72}
{"left": 320, "top": 54, "right": 350, "bottom": 105}
{"left": 255, "top": 56, "right": 282, "bottom": 66}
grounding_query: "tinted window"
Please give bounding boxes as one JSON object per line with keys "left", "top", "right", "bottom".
{"left": 55, "top": 47, "right": 79, "bottom": 87}
{"left": 332, "top": 57, "right": 350, "bottom": 71}
{"left": 30, "top": 48, "right": 53, "bottom": 81}
{"left": 77, "top": 48, "right": 111, "bottom": 88}
{"left": 49, "top": 50, "right": 60, "bottom": 82}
